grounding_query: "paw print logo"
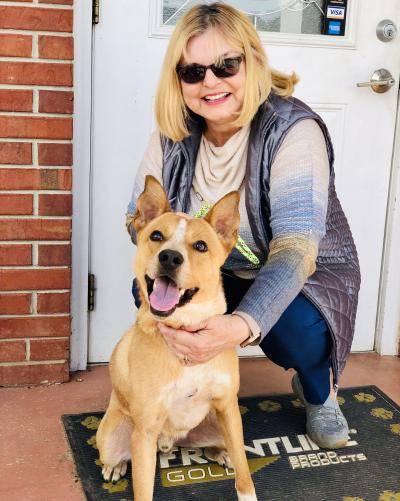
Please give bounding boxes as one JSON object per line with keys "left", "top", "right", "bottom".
{"left": 102, "top": 479, "right": 129, "bottom": 493}
{"left": 87, "top": 434, "right": 98, "bottom": 450}
{"left": 390, "top": 423, "right": 400, "bottom": 436}
{"left": 371, "top": 408, "right": 394, "bottom": 420}
{"left": 291, "top": 398, "right": 304, "bottom": 408}
{"left": 258, "top": 400, "right": 282, "bottom": 412}
{"left": 378, "top": 490, "right": 400, "bottom": 501}
{"left": 239, "top": 405, "right": 249, "bottom": 415}
{"left": 354, "top": 392, "right": 376, "bottom": 403}
{"left": 81, "top": 416, "right": 101, "bottom": 430}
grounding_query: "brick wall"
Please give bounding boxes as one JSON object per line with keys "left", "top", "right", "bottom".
{"left": 0, "top": 0, "right": 73, "bottom": 386}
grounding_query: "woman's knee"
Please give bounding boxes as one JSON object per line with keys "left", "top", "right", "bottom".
{"left": 260, "top": 293, "right": 331, "bottom": 369}
{"left": 261, "top": 324, "right": 331, "bottom": 371}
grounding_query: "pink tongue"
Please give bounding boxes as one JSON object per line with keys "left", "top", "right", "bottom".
{"left": 149, "top": 277, "right": 180, "bottom": 312}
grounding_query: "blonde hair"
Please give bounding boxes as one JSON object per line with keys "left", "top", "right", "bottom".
{"left": 154, "top": 3, "right": 298, "bottom": 142}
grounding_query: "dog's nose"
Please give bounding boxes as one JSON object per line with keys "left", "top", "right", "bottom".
{"left": 158, "top": 249, "right": 184, "bottom": 271}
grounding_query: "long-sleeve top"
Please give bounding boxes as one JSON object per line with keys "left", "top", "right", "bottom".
{"left": 127, "top": 118, "right": 330, "bottom": 342}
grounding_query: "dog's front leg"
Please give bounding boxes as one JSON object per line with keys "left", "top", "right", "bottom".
{"left": 131, "top": 426, "right": 159, "bottom": 501}
{"left": 215, "top": 399, "right": 257, "bottom": 501}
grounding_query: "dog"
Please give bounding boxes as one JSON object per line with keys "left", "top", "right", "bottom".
{"left": 96, "top": 175, "right": 258, "bottom": 500}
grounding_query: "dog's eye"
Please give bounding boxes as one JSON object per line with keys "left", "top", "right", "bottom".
{"left": 150, "top": 230, "right": 164, "bottom": 242}
{"left": 193, "top": 240, "right": 208, "bottom": 252}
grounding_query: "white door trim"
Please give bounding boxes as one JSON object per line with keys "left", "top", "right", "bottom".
{"left": 70, "top": 0, "right": 93, "bottom": 371}
{"left": 375, "top": 95, "right": 400, "bottom": 356}
{"left": 71, "top": 5, "right": 400, "bottom": 371}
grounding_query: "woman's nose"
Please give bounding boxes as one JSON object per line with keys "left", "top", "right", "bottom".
{"left": 203, "top": 68, "right": 221, "bottom": 87}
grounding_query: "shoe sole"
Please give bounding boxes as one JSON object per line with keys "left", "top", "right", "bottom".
{"left": 306, "top": 430, "right": 349, "bottom": 449}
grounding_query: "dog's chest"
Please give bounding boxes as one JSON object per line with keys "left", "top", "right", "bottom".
{"left": 160, "top": 366, "right": 230, "bottom": 431}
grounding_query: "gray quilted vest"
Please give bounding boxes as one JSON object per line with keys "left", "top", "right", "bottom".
{"left": 161, "top": 92, "right": 361, "bottom": 383}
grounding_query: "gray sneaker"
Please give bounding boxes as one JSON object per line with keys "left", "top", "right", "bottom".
{"left": 291, "top": 373, "right": 349, "bottom": 449}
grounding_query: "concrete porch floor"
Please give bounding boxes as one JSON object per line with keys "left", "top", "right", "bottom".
{"left": 1, "top": 353, "right": 400, "bottom": 501}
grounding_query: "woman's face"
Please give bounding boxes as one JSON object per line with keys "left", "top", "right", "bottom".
{"left": 180, "top": 28, "right": 246, "bottom": 129}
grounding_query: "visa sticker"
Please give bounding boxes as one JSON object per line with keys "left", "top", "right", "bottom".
{"left": 327, "top": 6, "right": 345, "bottom": 19}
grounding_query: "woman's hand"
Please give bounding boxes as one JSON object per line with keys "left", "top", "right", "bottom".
{"left": 158, "top": 314, "right": 250, "bottom": 365}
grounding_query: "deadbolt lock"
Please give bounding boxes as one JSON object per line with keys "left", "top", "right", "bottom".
{"left": 377, "top": 19, "right": 397, "bottom": 42}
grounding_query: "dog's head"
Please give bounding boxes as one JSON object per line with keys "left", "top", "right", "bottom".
{"left": 133, "top": 176, "right": 240, "bottom": 325}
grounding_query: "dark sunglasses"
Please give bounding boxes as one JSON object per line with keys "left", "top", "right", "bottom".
{"left": 176, "top": 55, "right": 244, "bottom": 84}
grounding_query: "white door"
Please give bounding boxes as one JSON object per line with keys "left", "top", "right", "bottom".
{"left": 88, "top": 0, "right": 400, "bottom": 362}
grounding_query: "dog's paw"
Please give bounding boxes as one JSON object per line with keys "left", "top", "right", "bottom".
{"left": 237, "top": 493, "right": 258, "bottom": 501}
{"left": 102, "top": 460, "right": 128, "bottom": 483}
{"left": 157, "top": 435, "right": 174, "bottom": 453}
{"left": 204, "top": 447, "right": 233, "bottom": 468}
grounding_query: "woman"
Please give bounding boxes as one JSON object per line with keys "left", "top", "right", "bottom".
{"left": 126, "top": 3, "right": 360, "bottom": 449}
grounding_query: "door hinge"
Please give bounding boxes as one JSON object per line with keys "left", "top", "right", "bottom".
{"left": 88, "top": 273, "right": 96, "bottom": 311}
{"left": 92, "top": 0, "right": 100, "bottom": 25}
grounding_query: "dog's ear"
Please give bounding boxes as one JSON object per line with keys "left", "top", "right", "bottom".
{"left": 133, "top": 175, "right": 170, "bottom": 232}
{"left": 205, "top": 191, "right": 240, "bottom": 252}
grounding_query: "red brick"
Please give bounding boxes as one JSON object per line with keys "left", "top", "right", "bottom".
{"left": 0, "top": 268, "right": 70, "bottom": 291}
{"left": 0, "top": 219, "right": 71, "bottom": 241}
{"left": 0, "top": 361, "right": 69, "bottom": 386}
{"left": 0, "top": 90, "right": 32, "bottom": 112}
{"left": 0, "top": 116, "right": 72, "bottom": 139}
{"left": 39, "top": 194, "right": 72, "bottom": 216}
{"left": 0, "top": 7, "right": 73, "bottom": 32}
{"left": 0, "top": 194, "right": 33, "bottom": 215}
{"left": 0, "top": 340, "right": 26, "bottom": 363}
{"left": 0, "top": 168, "right": 72, "bottom": 190}
{"left": 38, "top": 244, "right": 71, "bottom": 266}
{"left": 39, "top": 91, "right": 73, "bottom": 115}
{"left": 0, "top": 293, "right": 31, "bottom": 314}
{"left": 39, "top": 0, "right": 73, "bottom": 4}
{"left": 0, "top": 244, "right": 32, "bottom": 265}
{"left": 37, "top": 292, "right": 69, "bottom": 313}
{"left": 38, "top": 143, "right": 72, "bottom": 165}
{"left": 30, "top": 338, "right": 69, "bottom": 360}
{"left": 0, "top": 34, "right": 32, "bottom": 57}
{"left": 39, "top": 35, "right": 73, "bottom": 60}
{"left": 0, "top": 142, "right": 32, "bottom": 164}
{"left": 0, "top": 316, "right": 70, "bottom": 339}
{"left": 0, "top": 62, "right": 72, "bottom": 86}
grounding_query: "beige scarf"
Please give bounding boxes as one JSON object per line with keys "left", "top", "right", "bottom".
{"left": 192, "top": 124, "right": 251, "bottom": 203}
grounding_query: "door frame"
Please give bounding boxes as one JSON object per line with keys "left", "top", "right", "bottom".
{"left": 70, "top": 0, "right": 92, "bottom": 370}
{"left": 71, "top": 0, "right": 400, "bottom": 371}
{"left": 375, "top": 96, "right": 400, "bottom": 356}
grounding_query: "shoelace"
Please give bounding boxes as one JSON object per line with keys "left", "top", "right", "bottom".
{"left": 311, "top": 405, "right": 343, "bottom": 426}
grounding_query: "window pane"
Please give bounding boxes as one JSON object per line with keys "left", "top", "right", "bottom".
{"left": 162, "top": 1, "right": 348, "bottom": 36}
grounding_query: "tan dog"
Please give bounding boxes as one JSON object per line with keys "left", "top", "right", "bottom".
{"left": 96, "top": 176, "right": 257, "bottom": 501}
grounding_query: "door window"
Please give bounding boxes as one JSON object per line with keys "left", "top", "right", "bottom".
{"left": 161, "top": 1, "right": 347, "bottom": 36}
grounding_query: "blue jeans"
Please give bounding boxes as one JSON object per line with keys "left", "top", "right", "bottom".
{"left": 132, "top": 271, "right": 332, "bottom": 405}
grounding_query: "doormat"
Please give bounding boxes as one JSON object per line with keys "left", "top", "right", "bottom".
{"left": 62, "top": 386, "right": 400, "bottom": 501}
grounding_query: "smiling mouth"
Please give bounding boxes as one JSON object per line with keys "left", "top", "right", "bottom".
{"left": 202, "top": 92, "right": 231, "bottom": 103}
{"left": 145, "top": 274, "right": 199, "bottom": 317}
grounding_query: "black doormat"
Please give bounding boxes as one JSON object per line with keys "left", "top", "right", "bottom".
{"left": 62, "top": 386, "right": 400, "bottom": 501}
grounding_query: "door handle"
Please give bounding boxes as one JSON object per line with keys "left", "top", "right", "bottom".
{"left": 357, "top": 69, "right": 396, "bottom": 93}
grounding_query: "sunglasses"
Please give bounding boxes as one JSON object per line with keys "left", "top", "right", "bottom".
{"left": 176, "top": 55, "right": 244, "bottom": 84}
